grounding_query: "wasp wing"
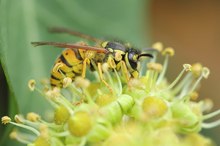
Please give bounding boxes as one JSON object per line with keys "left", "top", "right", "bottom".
{"left": 31, "top": 41, "right": 108, "bottom": 53}
{"left": 49, "top": 27, "right": 102, "bottom": 43}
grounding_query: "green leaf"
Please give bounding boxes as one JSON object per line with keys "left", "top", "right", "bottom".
{"left": 0, "top": 0, "right": 150, "bottom": 145}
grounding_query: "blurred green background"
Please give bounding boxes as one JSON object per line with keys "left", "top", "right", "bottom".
{"left": 0, "top": 0, "right": 219, "bottom": 146}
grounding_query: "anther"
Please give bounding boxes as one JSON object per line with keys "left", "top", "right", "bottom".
{"left": 162, "top": 47, "right": 175, "bottom": 56}
{"left": 74, "top": 77, "right": 90, "bottom": 88}
{"left": 26, "top": 112, "right": 41, "bottom": 122}
{"left": 1, "top": 116, "right": 11, "bottom": 124}
{"left": 63, "top": 77, "right": 72, "bottom": 88}
{"left": 202, "top": 67, "right": 210, "bottom": 79}
{"left": 147, "top": 62, "right": 163, "bottom": 73}
{"left": 191, "top": 63, "right": 203, "bottom": 77}
{"left": 28, "top": 79, "right": 36, "bottom": 91}
{"left": 52, "top": 63, "right": 63, "bottom": 73}
{"left": 152, "top": 42, "right": 163, "bottom": 52}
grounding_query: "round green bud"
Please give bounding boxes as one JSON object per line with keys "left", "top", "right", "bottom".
{"left": 171, "top": 102, "right": 200, "bottom": 133}
{"left": 68, "top": 111, "right": 92, "bottom": 137}
{"left": 95, "top": 94, "right": 116, "bottom": 107}
{"left": 87, "top": 123, "right": 111, "bottom": 143}
{"left": 99, "top": 101, "right": 123, "bottom": 125}
{"left": 54, "top": 105, "right": 70, "bottom": 125}
{"left": 142, "top": 96, "right": 168, "bottom": 119}
{"left": 34, "top": 136, "right": 50, "bottom": 146}
{"left": 117, "top": 94, "right": 134, "bottom": 114}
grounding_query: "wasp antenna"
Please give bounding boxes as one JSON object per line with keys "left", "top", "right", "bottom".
{"left": 31, "top": 42, "right": 46, "bottom": 47}
{"left": 138, "top": 53, "right": 153, "bottom": 59}
{"left": 48, "top": 27, "right": 102, "bottom": 43}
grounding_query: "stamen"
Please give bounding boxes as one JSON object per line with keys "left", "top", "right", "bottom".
{"left": 74, "top": 77, "right": 96, "bottom": 105}
{"left": 189, "top": 67, "right": 210, "bottom": 94}
{"left": 1, "top": 116, "right": 11, "bottom": 124}
{"left": 10, "top": 131, "right": 31, "bottom": 144}
{"left": 113, "top": 68, "right": 122, "bottom": 96}
{"left": 52, "top": 63, "right": 64, "bottom": 73}
{"left": 74, "top": 77, "right": 90, "bottom": 89}
{"left": 160, "top": 64, "right": 191, "bottom": 92}
{"left": 26, "top": 112, "right": 41, "bottom": 122}
{"left": 63, "top": 77, "right": 72, "bottom": 88}
{"left": 200, "top": 98, "right": 213, "bottom": 112}
{"left": 189, "top": 92, "right": 199, "bottom": 101}
{"left": 203, "top": 109, "right": 220, "bottom": 120}
{"left": 145, "top": 62, "right": 163, "bottom": 92}
{"left": 28, "top": 79, "right": 36, "bottom": 91}
{"left": 152, "top": 42, "right": 163, "bottom": 52}
{"left": 162, "top": 47, "right": 175, "bottom": 56}
{"left": 171, "top": 73, "right": 192, "bottom": 95}
{"left": 8, "top": 116, "right": 40, "bottom": 136}
{"left": 202, "top": 119, "right": 220, "bottom": 129}
{"left": 156, "top": 47, "right": 175, "bottom": 85}
{"left": 191, "top": 63, "right": 203, "bottom": 78}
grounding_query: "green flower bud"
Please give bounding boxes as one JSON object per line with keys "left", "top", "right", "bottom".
{"left": 95, "top": 94, "right": 116, "bottom": 106}
{"left": 34, "top": 136, "right": 50, "bottom": 146}
{"left": 54, "top": 105, "right": 70, "bottom": 125}
{"left": 99, "top": 101, "right": 123, "bottom": 125}
{"left": 142, "top": 96, "right": 168, "bottom": 119}
{"left": 87, "top": 122, "right": 111, "bottom": 143}
{"left": 171, "top": 102, "right": 200, "bottom": 133}
{"left": 117, "top": 94, "right": 134, "bottom": 114}
{"left": 68, "top": 111, "right": 92, "bottom": 137}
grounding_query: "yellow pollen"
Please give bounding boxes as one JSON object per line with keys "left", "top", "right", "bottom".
{"left": 9, "top": 131, "right": 17, "bottom": 139}
{"left": 201, "top": 98, "right": 213, "bottom": 112}
{"left": 152, "top": 42, "right": 163, "bottom": 52}
{"left": 162, "top": 47, "right": 175, "bottom": 56}
{"left": 26, "top": 112, "right": 41, "bottom": 122}
{"left": 147, "top": 62, "right": 163, "bottom": 72}
{"left": 1, "top": 116, "right": 11, "bottom": 124}
{"left": 52, "top": 62, "right": 63, "bottom": 73}
{"left": 115, "top": 51, "right": 123, "bottom": 61}
{"left": 63, "top": 77, "right": 72, "bottom": 88}
{"left": 183, "top": 64, "right": 192, "bottom": 72}
{"left": 39, "top": 124, "right": 49, "bottom": 138}
{"left": 28, "top": 79, "right": 36, "bottom": 91}
{"left": 191, "top": 63, "right": 203, "bottom": 77}
{"left": 14, "top": 115, "right": 23, "bottom": 124}
{"left": 74, "top": 77, "right": 90, "bottom": 88}
{"left": 102, "top": 63, "right": 109, "bottom": 73}
{"left": 190, "top": 92, "right": 199, "bottom": 101}
{"left": 202, "top": 67, "right": 210, "bottom": 79}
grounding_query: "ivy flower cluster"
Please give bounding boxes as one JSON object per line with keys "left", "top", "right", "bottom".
{"left": 2, "top": 42, "right": 220, "bottom": 146}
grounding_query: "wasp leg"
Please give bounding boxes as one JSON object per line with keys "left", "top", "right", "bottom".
{"left": 82, "top": 58, "right": 90, "bottom": 78}
{"left": 97, "top": 63, "right": 113, "bottom": 93}
{"left": 119, "top": 61, "right": 130, "bottom": 83}
{"left": 131, "top": 71, "right": 139, "bottom": 78}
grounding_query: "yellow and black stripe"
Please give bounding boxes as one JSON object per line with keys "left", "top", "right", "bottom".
{"left": 50, "top": 48, "right": 84, "bottom": 87}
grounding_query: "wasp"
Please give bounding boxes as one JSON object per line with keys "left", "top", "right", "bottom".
{"left": 31, "top": 27, "right": 153, "bottom": 89}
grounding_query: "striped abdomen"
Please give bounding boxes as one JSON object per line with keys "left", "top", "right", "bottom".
{"left": 50, "top": 48, "right": 85, "bottom": 87}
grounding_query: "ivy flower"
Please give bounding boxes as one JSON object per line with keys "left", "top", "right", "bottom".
{"left": 2, "top": 42, "right": 220, "bottom": 146}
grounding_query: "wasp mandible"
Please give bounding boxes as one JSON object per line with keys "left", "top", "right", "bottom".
{"left": 31, "top": 27, "right": 153, "bottom": 89}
